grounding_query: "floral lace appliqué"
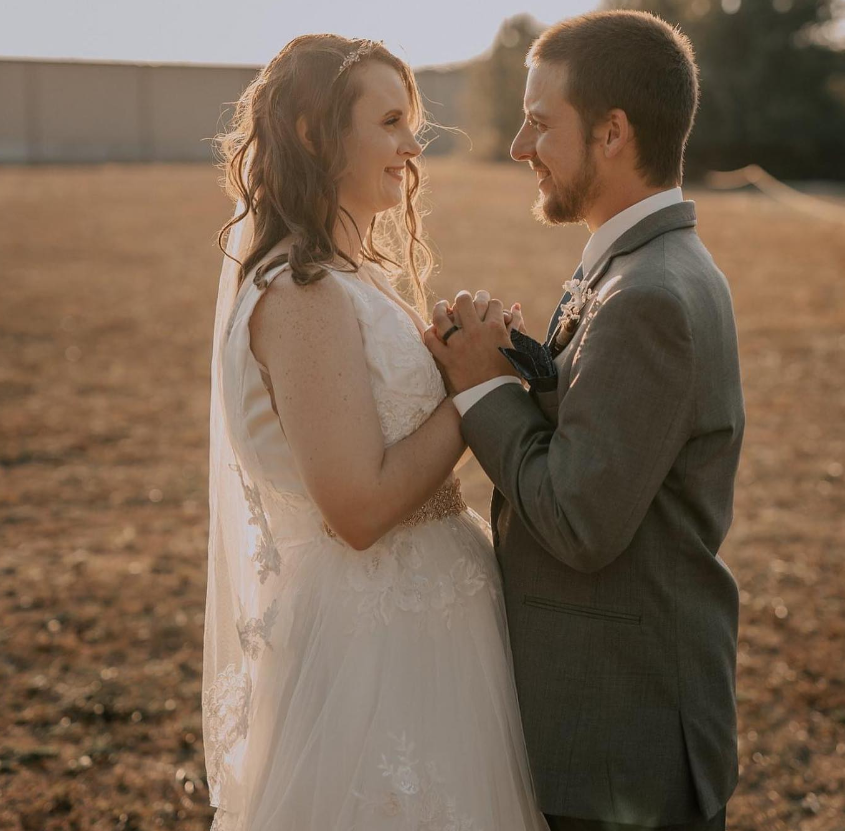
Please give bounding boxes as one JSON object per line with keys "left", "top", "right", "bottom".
{"left": 209, "top": 808, "right": 240, "bottom": 831}
{"left": 353, "top": 731, "right": 480, "bottom": 830}
{"left": 230, "top": 462, "right": 281, "bottom": 583}
{"left": 430, "top": 556, "right": 489, "bottom": 630}
{"left": 345, "top": 526, "right": 494, "bottom": 634}
{"left": 342, "top": 276, "right": 446, "bottom": 447}
{"left": 369, "top": 315, "right": 445, "bottom": 446}
{"left": 372, "top": 380, "right": 442, "bottom": 448}
{"left": 202, "top": 663, "right": 252, "bottom": 805}
{"left": 236, "top": 598, "right": 281, "bottom": 660}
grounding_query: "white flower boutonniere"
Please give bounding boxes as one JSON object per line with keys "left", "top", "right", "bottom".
{"left": 553, "top": 278, "right": 595, "bottom": 351}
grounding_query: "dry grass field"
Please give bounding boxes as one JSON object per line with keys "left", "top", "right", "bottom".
{"left": 1, "top": 159, "right": 843, "bottom": 830}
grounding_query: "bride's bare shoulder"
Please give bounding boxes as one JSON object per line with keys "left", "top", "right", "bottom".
{"left": 249, "top": 267, "right": 358, "bottom": 367}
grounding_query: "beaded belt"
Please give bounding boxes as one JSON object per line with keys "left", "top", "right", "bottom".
{"left": 323, "top": 478, "right": 467, "bottom": 539}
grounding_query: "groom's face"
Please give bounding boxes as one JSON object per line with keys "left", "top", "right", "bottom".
{"left": 511, "top": 62, "right": 601, "bottom": 226}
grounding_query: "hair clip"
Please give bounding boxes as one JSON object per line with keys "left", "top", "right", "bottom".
{"left": 335, "top": 39, "right": 382, "bottom": 79}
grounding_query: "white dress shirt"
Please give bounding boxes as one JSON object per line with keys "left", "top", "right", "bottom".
{"left": 452, "top": 187, "right": 684, "bottom": 417}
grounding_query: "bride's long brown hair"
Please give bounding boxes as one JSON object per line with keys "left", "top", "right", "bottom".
{"left": 215, "top": 35, "right": 433, "bottom": 313}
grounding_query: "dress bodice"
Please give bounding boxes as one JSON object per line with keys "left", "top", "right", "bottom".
{"left": 221, "top": 261, "right": 447, "bottom": 533}
{"left": 322, "top": 267, "right": 447, "bottom": 448}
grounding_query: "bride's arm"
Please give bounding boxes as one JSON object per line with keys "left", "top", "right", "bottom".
{"left": 250, "top": 271, "right": 466, "bottom": 551}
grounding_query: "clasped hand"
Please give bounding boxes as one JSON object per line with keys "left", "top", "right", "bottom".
{"left": 423, "top": 290, "right": 526, "bottom": 396}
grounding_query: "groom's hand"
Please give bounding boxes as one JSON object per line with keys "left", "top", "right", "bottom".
{"left": 424, "top": 291, "right": 519, "bottom": 395}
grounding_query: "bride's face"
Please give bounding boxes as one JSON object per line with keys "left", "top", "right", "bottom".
{"left": 337, "top": 62, "right": 422, "bottom": 219}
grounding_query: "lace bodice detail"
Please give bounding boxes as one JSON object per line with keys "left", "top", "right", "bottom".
{"left": 330, "top": 269, "right": 447, "bottom": 447}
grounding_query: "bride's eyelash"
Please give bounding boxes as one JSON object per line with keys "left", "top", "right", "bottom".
{"left": 385, "top": 116, "right": 400, "bottom": 126}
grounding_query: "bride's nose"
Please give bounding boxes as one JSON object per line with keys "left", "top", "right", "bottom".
{"left": 399, "top": 128, "right": 423, "bottom": 159}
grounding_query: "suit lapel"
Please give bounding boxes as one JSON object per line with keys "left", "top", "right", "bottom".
{"left": 546, "top": 202, "right": 698, "bottom": 356}
{"left": 545, "top": 263, "right": 583, "bottom": 346}
{"left": 584, "top": 201, "right": 697, "bottom": 286}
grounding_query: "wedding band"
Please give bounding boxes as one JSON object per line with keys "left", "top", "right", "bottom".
{"left": 441, "top": 324, "right": 461, "bottom": 343}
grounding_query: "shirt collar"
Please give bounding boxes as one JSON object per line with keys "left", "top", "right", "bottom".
{"left": 582, "top": 187, "right": 683, "bottom": 277}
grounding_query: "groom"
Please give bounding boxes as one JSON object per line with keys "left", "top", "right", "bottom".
{"left": 425, "top": 10, "right": 744, "bottom": 831}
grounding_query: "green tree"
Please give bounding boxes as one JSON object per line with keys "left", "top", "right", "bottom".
{"left": 465, "top": 15, "right": 544, "bottom": 160}
{"left": 606, "top": 0, "right": 845, "bottom": 179}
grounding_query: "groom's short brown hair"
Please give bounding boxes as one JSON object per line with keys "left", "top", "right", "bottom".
{"left": 529, "top": 10, "right": 699, "bottom": 188}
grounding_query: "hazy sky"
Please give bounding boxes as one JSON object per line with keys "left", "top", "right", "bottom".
{"left": 3, "top": 0, "right": 599, "bottom": 68}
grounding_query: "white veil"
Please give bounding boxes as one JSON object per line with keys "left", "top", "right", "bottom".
{"left": 202, "top": 195, "right": 257, "bottom": 819}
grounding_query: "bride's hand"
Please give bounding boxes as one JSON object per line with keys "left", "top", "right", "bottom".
{"left": 445, "top": 290, "right": 514, "bottom": 328}
{"left": 506, "top": 303, "right": 526, "bottom": 336}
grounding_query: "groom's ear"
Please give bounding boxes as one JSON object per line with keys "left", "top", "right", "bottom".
{"left": 296, "top": 115, "right": 317, "bottom": 156}
{"left": 599, "top": 109, "right": 633, "bottom": 161}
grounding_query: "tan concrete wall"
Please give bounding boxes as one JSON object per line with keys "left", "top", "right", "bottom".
{"left": 0, "top": 58, "right": 465, "bottom": 164}
{"left": 415, "top": 65, "right": 470, "bottom": 156}
{"left": 0, "top": 59, "right": 258, "bottom": 163}
{"left": 147, "top": 65, "right": 257, "bottom": 162}
{"left": 0, "top": 61, "right": 31, "bottom": 162}
{"left": 36, "top": 62, "right": 145, "bottom": 162}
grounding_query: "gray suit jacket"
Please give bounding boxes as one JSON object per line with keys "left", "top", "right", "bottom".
{"left": 461, "top": 202, "right": 744, "bottom": 826}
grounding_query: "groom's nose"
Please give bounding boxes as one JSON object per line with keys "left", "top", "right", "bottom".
{"left": 510, "top": 122, "right": 535, "bottom": 162}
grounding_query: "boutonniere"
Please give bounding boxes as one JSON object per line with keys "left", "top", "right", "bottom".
{"left": 553, "top": 278, "right": 595, "bottom": 351}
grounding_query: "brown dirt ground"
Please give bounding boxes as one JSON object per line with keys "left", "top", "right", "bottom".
{"left": 0, "top": 160, "right": 843, "bottom": 830}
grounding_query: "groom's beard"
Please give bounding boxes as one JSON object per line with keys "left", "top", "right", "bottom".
{"left": 532, "top": 147, "right": 601, "bottom": 226}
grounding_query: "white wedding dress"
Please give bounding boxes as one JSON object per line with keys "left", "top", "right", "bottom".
{"left": 204, "top": 256, "right": 550, "bottom": 831}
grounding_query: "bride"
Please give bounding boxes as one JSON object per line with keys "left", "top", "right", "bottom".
{"left": 204, "top": 34, "right": 549, "bottom": 831}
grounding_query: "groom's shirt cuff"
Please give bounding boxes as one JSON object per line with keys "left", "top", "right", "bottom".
{"left": 453, "top": 376, "right": 523, "bottom": 417}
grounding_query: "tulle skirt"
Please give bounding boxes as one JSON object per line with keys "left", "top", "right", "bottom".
{"left": 212, "top": 507, "right": 550, "bottom": 831}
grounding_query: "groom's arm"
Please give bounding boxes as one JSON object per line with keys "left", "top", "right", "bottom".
{"left": 460, "top": 283, "right": 695, "bottom": 573}
{"left": 453, "top": 376, "right": 523, "bottom": 414}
